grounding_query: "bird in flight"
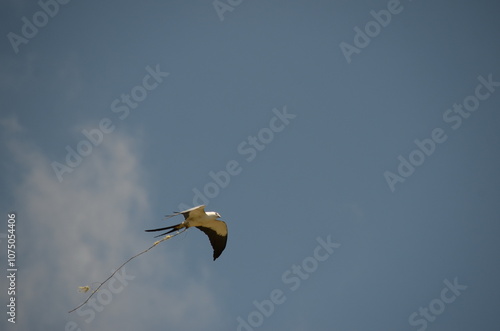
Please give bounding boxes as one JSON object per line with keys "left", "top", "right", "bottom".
{"left": 145, "top": 205, "right": 228, "bottom": 260}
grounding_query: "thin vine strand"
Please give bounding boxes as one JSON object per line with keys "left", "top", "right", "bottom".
{"left": 68, "top": 228, "right": 187, "bottom": 313}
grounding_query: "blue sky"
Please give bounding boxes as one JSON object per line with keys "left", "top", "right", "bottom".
{"left": 1, "top": 1, "right": 499, "bottom": 330}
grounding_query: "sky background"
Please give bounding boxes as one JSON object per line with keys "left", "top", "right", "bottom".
{"left": 1, "top": 1, "right": 499, "bottom": 330}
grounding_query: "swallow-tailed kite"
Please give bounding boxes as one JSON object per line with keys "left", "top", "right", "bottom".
{"left": 145, "top": 205, "right": 228, "bottom": 260}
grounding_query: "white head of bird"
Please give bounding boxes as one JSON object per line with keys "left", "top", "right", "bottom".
{"left": 206, "top": 211, "right": 221, "bottom": 219}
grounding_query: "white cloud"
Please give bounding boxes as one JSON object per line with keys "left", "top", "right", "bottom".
{"left": 0, "top": 116, "right": 23, "bottom": 133}
{"left": 1, "top": 120, "right": 225, "bottom": 330}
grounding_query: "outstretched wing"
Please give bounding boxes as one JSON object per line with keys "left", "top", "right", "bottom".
{"left": 196, "top": 220, "right": 228, "bottom": 260}
{"left": 165, "top": 205, "right": 206, "bottom": 221}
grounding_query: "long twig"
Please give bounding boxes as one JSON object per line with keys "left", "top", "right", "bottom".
{"left": 68, "top": 228, "right": 187, "bottom": 313}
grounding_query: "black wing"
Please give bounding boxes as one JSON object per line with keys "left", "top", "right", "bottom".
{"left": 196, "top": 225, "right": 228, "bottom": 260}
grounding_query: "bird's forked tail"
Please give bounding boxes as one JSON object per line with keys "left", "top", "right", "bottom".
{"left": 145, "top": 223, "right": 184, "bottom": 238}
